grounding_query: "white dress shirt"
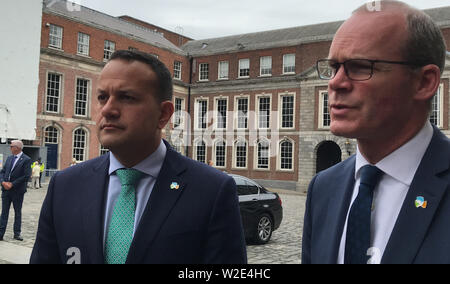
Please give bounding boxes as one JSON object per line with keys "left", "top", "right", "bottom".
{"left": 103, "top": 140, "right": 166, "bottom": 248}
{"left": 337, "top": 122, "right": 434, "bottom": 264}
{"left": 8, "top": 152, "right": 23, "bottom": 180}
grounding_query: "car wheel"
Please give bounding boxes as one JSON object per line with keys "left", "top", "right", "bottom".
{"left": 254, "top": 213, "right": 273, "bottom": 244}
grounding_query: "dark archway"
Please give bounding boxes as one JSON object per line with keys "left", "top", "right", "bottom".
{"left": 316, "top": 141, "right": 342, "bottom": 174}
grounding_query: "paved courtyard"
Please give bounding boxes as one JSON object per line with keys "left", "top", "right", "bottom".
{"left": 0, "top": 184, "right": 306, "bottom": 264}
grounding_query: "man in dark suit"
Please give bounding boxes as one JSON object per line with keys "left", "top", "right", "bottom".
{"left": 0, "top": 140, "right": 32, "bottom": 241}
{"left": 302, "top": 1, "right": 450, "bottom": 264}
{"left": 30, "top": 50, "right": 247, "bottom": 264}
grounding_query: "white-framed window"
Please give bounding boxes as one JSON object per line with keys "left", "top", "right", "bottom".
{"left": 44, "top": 126, "right": 59, "bottom": 144}
{"left": 194, "top": 139, "right": 206, "bottom": 163}
{"left": 199, "top": 63, "right": 209, "bottom": 81}
{"left": 318, "top": 90, "right": 331, "bottom": 129}
{"left": 174, "top": 61, "right": 182, "bottom": 80}
{"left": 238, "top": 59, "right": 250, "bottom": 78}
{"left": 234, "top": 139, "right": 247, "bottom": 168}
{"left": 46, "top": 72, "right": 62, "bottom": 113}
{"left": 236, "top": 96, "right": 249, "bottom": 129}
{"left": 218, "top": 61, "right": 229, "bottom": 80}
{"left": 430, "top": 83, "right": 444, "bottom": 128}
{"left": 279, "top": 139, "right": 294, "bottom": 171}
{"left": 75, "top": 78, "right": 90, "bottom": 117}
{"left": 77, "top": 32, "right": 90, "bottom": 56}
{"left": 214, "top": 139, "right": 227, "bottom": 168}
{"left": 257, "top": 95, "right": 271, "bottom": 129}
{"left": 283, "top": 54, "right": 296, "bottom": 74}
{"left": 49, "top": 24, "right": 63, "bottom": 49}
{"left": 103, "top": 40, "right": 115, "bottom": 61}
{"left": 280, "top": 93, "right": 295, "bottom": 129}
{"left": 173, "top": 97, "right": 184, "bottom": 128}
{"left": 260, "top": 56, "right": 272, "bottom": 76}
{"left": 195, "top": 99, "right": 208, "bottom": 129}
{"left": 99, "top": 145, "right": 109, "bottom": 156}
{"left": 73, "top": 128, "right": 88, "bottom": 162}
{"left": 172, "top": 138, "right": 184, "bottom": 155}
{"left": 215, "top": 97, "right": 228, "bottom": 129}
{"left": 256, "top": 138, "right": 270, "bottom": 170}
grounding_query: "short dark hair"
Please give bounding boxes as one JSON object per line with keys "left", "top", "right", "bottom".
{"left": 109, "top": 50, "right": 173, "bottom": 102}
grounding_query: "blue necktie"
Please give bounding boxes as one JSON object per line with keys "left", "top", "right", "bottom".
{"left": 345, "top": 165, "right": 382, "bottom": 264}
{"left": 7, "top": 156, "right": 17, "bottom": 181}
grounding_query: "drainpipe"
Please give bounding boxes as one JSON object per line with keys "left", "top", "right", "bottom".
{"left": 186, "top": 54, "right": 193, "bottom": 157}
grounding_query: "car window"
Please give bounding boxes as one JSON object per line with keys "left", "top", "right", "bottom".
{"left": 234, "top": 177, "right": 248, "bottom": 196}
{"left": 234, "top": 177, "right": 259, "bottom": 196}
{"left": 245, "top": 180, "right": 259, "bottom": 195}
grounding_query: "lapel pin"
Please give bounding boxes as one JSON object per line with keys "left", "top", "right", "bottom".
{"left": 170, "top": 182, "right": 180, "bottom": 190}
{"left": 415, "top": 196, "right": 427, "bottom": 209}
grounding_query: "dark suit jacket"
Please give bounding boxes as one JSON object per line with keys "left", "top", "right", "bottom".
{"left": 30, "top": 142, "right": 247, "bottom": 264}
{"left": 0, "top": 153, "right": 32, "bottom": 196}
{"left": 302, "top": 126, "right": 450, "bottom": 264}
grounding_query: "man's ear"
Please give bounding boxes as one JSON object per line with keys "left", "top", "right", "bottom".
{"left": 413, "top": 64, "right": 441, "bottom": 102}
{"left": 158, "top": 101, "right": 175, "bottom": 129}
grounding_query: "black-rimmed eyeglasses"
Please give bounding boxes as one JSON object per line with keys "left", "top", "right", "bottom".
{"left": 316, "top": 58, "right": 422, "bottom": 81}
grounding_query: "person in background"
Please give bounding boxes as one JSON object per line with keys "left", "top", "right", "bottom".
{"left": 31, "top": 161, "right": 41, "bottom": 189}
{"left": 0, "top": 140, "right": 31, "bottom": 241}
{"left": 31, "top": 158, "right": 45, "bottom": 188}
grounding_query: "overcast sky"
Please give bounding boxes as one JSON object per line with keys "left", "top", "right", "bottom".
{"left": 79, "top": 0, "right": 448, "bottom": 40}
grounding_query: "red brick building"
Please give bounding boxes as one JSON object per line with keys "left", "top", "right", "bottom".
{"left": 35, "top": 0, "right": 450, "bottom": 191}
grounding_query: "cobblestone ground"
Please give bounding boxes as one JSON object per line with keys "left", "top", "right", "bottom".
{"left": 246, "top": 192, "right": 305, "bottom": 264}
{"left": 0, "top": 185, "right": 306, "bottom": 264}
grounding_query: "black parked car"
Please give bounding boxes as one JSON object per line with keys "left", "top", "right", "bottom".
{"left": 230, "top": 174, "right": 283, "bottom": 244}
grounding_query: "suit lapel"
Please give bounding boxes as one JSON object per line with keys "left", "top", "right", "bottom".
{"left": 81, "top": 155, "right": 110, "bottom": 264}
{"left": 10, "top": 155, "right": 24, "bottom": 176}
{"left": 322, "top": 157, "right": 356, "bottom": 263}
{"left": 126, "top": 146, "right": 187, "bottom": 264}
{"left": 382, "top": 128, "right": 450, "bottom": 264}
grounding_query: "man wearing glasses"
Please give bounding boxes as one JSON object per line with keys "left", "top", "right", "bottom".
{"left": 302, "top": 0, "right": 450, "bottom": 264}
{"left": 0, "top": 140, "right": 31, "bottom": 241}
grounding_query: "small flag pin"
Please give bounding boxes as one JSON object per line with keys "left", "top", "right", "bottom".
{"left": 170, "top": 182, "right": 180, "bottom": 190}
{"left": 415, "top": 196, "right": 427, "bottom": 209}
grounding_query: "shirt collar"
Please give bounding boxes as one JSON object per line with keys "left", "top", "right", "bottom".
{"left": 355, "top": 121, "right": 434, "bottom": 186}
{"left": 108, "top": 140, "right": 167, "bottom": 178}
{"left": 15, "top": 152, "right": 23, "bottom": 160}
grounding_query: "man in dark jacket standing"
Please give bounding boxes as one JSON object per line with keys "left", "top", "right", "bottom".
{"left": 0, "top": 140, "right": 31, "bottom": 241}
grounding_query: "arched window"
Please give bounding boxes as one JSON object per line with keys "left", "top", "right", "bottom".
{"left": 44, "top": 126, "right": 59, "bottom": 144}
{"left": 279, "top": 139, "right": 293, "bottom": 170}
{"left": 73, "top": 128, "right": 87, "bottom": 162}
{"left": 234, "top": 139, "right": 247, "bottom": 168}
{"left": 214, "top": 139, "right": 226, "bottom": 167}
{"left": 195, "top": 139, "right": 206, "bottom": 163}
{"left": 172, "top": 139, "right": 182, "bottom": 154}
{"left": 256, "top": 139, "right": 270, "bottom": 169}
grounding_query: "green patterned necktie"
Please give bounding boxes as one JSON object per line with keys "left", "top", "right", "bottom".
{"left": 105, "top": 168, "right": 144, "bottom": 264}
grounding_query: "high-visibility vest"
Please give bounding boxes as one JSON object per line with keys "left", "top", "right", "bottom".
{"left": 31, "top": 162, "right": 45, "bottom": 173}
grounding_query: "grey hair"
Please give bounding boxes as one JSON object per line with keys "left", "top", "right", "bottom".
{"left": 11, "top": 140, "right": 23, "bottom": 150}
{"left": 353, "top": 0, "right": 446, "bottom": 73}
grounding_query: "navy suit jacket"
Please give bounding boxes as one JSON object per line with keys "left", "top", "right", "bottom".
{"left": 0, "top": 153, "right": 32, "bottom": 196}
{"left": 30, "top": 142, "right": 247, "bottom": 264}
{"left": 302, "top": 126, "right": 450, "bottom": 264}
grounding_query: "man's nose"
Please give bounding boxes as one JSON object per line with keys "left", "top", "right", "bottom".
{"left": 100, "top": 97, "right": 120, "bottom": 119}
{"left": 328, "top": 65, "right": 352, "bottom": 91}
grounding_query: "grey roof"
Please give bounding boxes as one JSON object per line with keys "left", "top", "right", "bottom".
{"left": 43, "top": 0, "right": 186, "bottom": 55}
{"left": 182, "top": 5, "right": 450, "bottom": 57}
{"left": 182, "top": 21, "right": 343, "bottom": 56}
